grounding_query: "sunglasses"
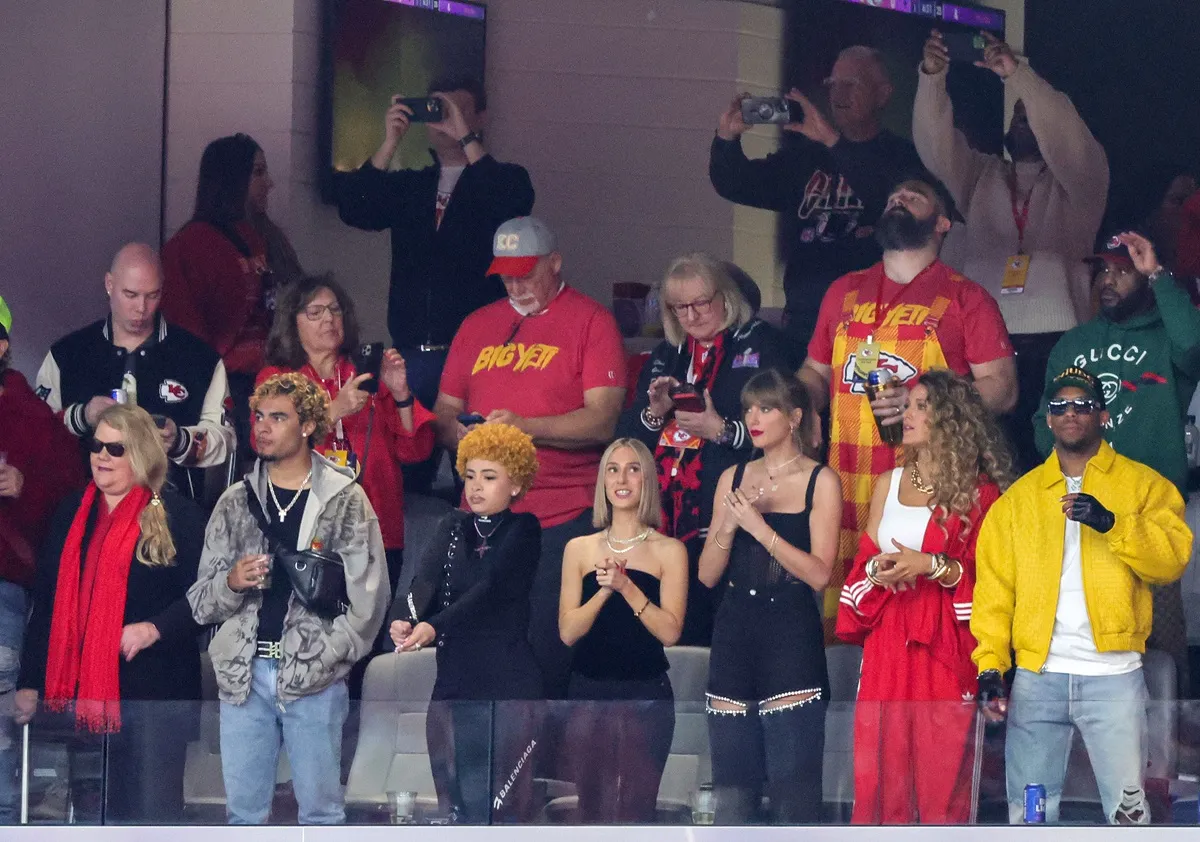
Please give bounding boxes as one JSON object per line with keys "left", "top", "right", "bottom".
{"left": 88, "top": 439, "right": 126, "bottom": 457}
{"left": 1047, "top": 398, "right": 1101, "bottom": 416}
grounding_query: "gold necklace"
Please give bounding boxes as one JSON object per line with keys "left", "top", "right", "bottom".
{"left": 909, "top": 460, "right": 934, "bottom": 494}
{"left": 605, "top": 528, "right": 651, "bottom": 555}
{"left": 764, "top": 453, "right": 803, "bottom": 492}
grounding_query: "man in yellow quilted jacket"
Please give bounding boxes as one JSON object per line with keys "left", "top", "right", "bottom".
{"left": 971, "top": 366, "right": 1191, "bottom": 825}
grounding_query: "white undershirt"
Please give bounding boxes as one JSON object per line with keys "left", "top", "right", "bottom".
{"left": 875, "top": 468, "right": 933, "bottom": 557}
{"left": 1042, "top": 475, "right": 1142, "bottom": 676}
{"left": 435, "top": 165, "right": 466, "bottom": 229}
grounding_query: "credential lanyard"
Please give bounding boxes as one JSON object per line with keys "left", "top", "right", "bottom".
{"left": 1008, "top": 164, "right": 1048, "bottom": 254}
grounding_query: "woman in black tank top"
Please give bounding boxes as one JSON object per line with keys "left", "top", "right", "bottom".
{"left": 698, "top": 370, "right": 841, "bottom": 824}
{"left": 559, "top": 438, "right": 689, "bottom": 823}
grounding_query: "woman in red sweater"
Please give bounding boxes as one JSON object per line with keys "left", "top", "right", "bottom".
{"left": 163, "top": 134, "right": 299, "bottom": 467}
{"left": 258, "top": 275, "right": 434, "bottom": 600}
{"left": 837, "top": 370, "right": 1014, "bottom": 824}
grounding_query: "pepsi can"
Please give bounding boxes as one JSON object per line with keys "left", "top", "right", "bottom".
{"left": 110, "top": 388, "right": 128, "bottom": 405}
{"left": 1023, "top": 784, "right": 1047, "bottom": 824}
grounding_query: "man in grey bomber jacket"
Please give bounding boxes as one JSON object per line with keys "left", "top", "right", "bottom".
{"left": 188, "top": 372, "right": 388, "bottom": 825}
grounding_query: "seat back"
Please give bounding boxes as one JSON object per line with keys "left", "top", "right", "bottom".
{"left": 345, "top": 651, "right": 440, "bottom": 804}
{"left": 659, "top": 646, "right": 711, "bottom": 806}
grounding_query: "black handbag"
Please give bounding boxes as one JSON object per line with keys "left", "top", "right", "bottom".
{"left": 243, "top": 479, "right": 349, "bottom": 619}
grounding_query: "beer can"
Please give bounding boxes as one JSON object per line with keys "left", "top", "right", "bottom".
{"left": 110, "top": 388, "right": 128, "bottom": 405}
{"left": 1023, "top": 783, "right": 1047, "bottom": 824}
{"left": 866, "top": 368, "right": 891, "bottom": 389}
{"left": 864, "top": 369, "right": 904, "bottom": 447}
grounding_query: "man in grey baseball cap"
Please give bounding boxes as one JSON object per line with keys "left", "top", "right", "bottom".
{"left": 433, "top": 215, "right": 628, "bottom": 697}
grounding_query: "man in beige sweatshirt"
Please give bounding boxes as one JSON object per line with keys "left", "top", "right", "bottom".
{"left": 913, "top": 30, "right": 1108, "bottom": 473}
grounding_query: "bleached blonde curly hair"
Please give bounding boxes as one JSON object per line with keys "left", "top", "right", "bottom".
{"left": 457, "top": 422, "right": 539, "bottom": 491}
{"left": 250, "top": 371, "right": 332, "bottom": 447}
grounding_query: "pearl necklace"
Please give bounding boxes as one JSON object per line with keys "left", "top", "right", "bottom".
{"left": 268, "top": 469, "right": 313, "bottom": 523}
{"left": 764, "top": 453, "right": 803, "bottom": 493}
{"left": 605, "top": 528, "right": 651, "bottom": 555}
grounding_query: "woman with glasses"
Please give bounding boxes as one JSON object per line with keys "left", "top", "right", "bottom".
{"left": 837, "top": 370, "right": 1013, "bottom": 824}
{"left": 15, "top": 405, "right": 206, "bottom": 823}
{"left": 617, "top": 253, "right": 794, "bottom": 644}
{"left": 162, "top": 133, "right": 301, "bottom": 467}
{"left": 259, "top": 275, "right": 435, "bottom": 605}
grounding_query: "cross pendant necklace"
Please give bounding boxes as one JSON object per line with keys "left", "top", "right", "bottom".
{"left": 268, "top": 469, "right": 313, "bottom": 523}
{"left": 474, "top": 515, "right": 504, "bottom": 558}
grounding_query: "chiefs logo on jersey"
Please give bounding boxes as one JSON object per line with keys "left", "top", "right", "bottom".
{"left": 159, "top": 379, "right": 189, "bottom": 403}
{"left": 841, "top": 351, "right": 918, "bottom": 396}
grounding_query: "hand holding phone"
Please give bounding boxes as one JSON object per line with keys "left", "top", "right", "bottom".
{"left": 942, "top": 32, "right": 987, "bottom": 64}
{"left": 352, "top": 342, "right": 385, "bottom": 394}
{"left": 669, "top": 385, "right": 706, "bottom": 414}
{"left": 396, "top": 96, "right": 443, "bottom": 123}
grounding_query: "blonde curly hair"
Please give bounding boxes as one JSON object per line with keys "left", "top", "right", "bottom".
{"left": 250, "top": 371, "right": 332, "bottom": 446}
{"left": 457, "top": 423, "right": 539, "bottom": 491}
{"left": 907, "top": 369, "right": 1015, "bottom": 536}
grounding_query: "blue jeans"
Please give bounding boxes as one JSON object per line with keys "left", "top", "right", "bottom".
{"left": 219, "top": 658, "right": 348, "bottom": 824}
{"left": 1005, "top": 667, "right": 1149, "bottom": 824}
{"left": 0, "top": 581, "right": 27, "bottom": 824}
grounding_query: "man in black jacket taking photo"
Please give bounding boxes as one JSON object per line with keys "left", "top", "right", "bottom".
{"left": 710, "top": 46, "right": 926, "bottom": 349}
{"left": 336, "top": 74, "right": 534, "bottom": 493}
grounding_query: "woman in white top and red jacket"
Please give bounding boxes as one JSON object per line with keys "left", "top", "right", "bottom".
{"left": 837, "top": 369, "right": 1013, "bottom": 824}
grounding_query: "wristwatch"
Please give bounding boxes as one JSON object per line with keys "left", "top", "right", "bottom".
{"left": 714, "top": 417, "right": 736, "bottom": 446}
{"left": 458, "top": 131, "right": 482, "bottom": 149}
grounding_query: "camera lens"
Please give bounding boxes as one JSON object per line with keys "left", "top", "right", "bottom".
{"left": 756, "top": 102, "right": 774, "bottom": 119}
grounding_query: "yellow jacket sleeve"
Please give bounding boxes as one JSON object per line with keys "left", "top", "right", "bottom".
{"left": 1106, "top": 473, "right": 1191, "bottom": 586}
{"left": 971, "top": 496, "right": 1017, "bottom": 675}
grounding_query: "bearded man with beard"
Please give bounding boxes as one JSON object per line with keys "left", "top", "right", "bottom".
{"left": 1034, "top": 230, "right": 1200, "bottom": 694}
{"left": 433, "top": 215, "right": 627, "bottom": 698}
{"left": 800, "top": 179, "right": 1016, "bottom": 635}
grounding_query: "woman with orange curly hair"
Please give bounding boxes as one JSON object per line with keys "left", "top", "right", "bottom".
{"left": 837, "top": 369, "right": 1015, "bottom": 824}
{"left": 389, "top": 423, "right": 542, "bottom": 823}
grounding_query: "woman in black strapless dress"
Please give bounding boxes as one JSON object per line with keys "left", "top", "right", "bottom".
{"left": 559, "top": 437, "right": 689, "bottom": 823}
{"left": 698, "top": 370, "right": 841, "bottom": 824}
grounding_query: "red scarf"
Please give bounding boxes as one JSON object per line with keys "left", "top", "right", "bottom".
{"left": 656, "top": 332, "right": 727, "bottom": 542}
{"left": 44, "top": 483, "right": 150, "bottom": 733}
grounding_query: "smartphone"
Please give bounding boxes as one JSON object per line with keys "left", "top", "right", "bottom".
{"left": 352, "top": 342, "right": 385, "bottom": 394}
{"left": 457, "top": 413, "right": 487, "bottom": 427}
{"left": 397, "top": 96, "right": 443, "bottom": 123}
{"left": 669, "top": 385, "right": 706, "bottom": 414}
{"left": 942, "top": 32, "right": 987, "bottom": 63}
{"left": 740, "top": 96, "right": 803, "bottom": 126}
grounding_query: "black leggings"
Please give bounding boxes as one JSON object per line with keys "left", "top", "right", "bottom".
{"left": 564, "top": 673, "right": 675, "bottom": 824}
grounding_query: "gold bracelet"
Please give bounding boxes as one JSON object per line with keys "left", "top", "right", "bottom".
{"left": 714, "top": 534, "right": 732, "bottom": 551}
{"left": 938, "top": 559, "right": 963, "bottom": 589}
{"left": 767, "top": 531, "right": 780, "bottom": 559}
{"left": 634, "top": 598, "right": 651, "bottom": 618}
{"left": 865, "top": 558, "right": 883, "bottom": 586}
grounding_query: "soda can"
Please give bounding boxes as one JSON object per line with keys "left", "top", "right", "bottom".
{"left": 110, "top": 388, "right": 128, "bottom": 405}
{"left": 1023, "top": 783, "right": 1047, "bottom": 824}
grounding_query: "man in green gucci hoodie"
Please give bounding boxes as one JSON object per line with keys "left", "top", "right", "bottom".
{"left": 1035, "top": 229, "right": 1200, "bottom": 693}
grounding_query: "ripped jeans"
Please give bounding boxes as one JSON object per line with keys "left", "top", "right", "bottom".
{"left": 0, "top": 581, "right": 26, "bottom": 824}
{"left": 1005, "top": 667, "right": 1149, "bottom": 824}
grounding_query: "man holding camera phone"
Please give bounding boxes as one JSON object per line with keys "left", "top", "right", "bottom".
{"left": 188, "top": 372, "right": 388, "bottom": 825}
{"left": 336, "top": 75, "right": 534, "bottom": 494}
{"left": 913, "top": 30, "right": 1109, "bottom": 472}
{"left": 709, "top": 46, "right": 927, "bottom": 348}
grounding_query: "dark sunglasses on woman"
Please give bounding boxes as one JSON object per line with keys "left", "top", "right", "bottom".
{"left": 87, "top": 439, "right": 126, "bottom": 457}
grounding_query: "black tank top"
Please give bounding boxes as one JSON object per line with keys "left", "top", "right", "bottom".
{"left": 727, "top": 462, "right": 823, "bottom": 591}
{"left": 572, "top": 569, "right": 670, "bottom": 681}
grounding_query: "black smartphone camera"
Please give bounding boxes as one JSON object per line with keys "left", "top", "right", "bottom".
{"left": 741, "top": 96, "right": 802, "bottom": 125}
{"left": 669, "top": 385, "right": 706, "bottom": 414}
{"left": 151, "top": 414, "right": 169, "bottom": 429}
{"left": 457, "top": 413, "right": 487, "bottom": 427}
{"left": 398, "top": 96, "right": 443, "bottom": 123}
{"left": 943, "top": 32, "right": 987, "bottom": 64}
{"left": 352, "top": 342, "right": 385, "bottom": 394}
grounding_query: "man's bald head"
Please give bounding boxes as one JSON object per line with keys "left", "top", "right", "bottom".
{"left": 105, "top": 243, "right": 163, "bottom": 342}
